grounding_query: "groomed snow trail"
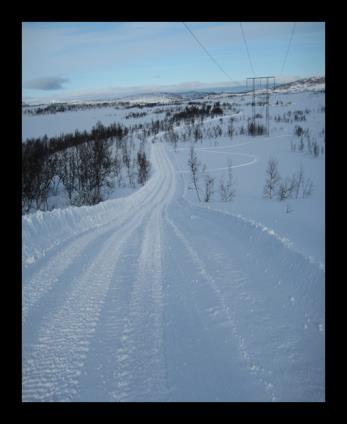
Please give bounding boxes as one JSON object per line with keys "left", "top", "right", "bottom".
{"left": 22, "top": 142, "right": 324, "bottom": 402}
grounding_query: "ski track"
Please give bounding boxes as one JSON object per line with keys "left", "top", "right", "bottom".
{"left": 176, "top": 151, "right": 258, "bottom": 174}
{"left": 22, "top": 136, "right": 324, "bottom": 401}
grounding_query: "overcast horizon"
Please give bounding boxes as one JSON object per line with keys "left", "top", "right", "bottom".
{"left": 22, "top": 21, "right": 325, "bottom": 102}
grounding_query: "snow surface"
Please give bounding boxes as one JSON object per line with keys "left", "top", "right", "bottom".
{"left": 22, "top": 87, "right": 325, "bottom": 402}
{"left": 22, "top": 105, "right": 167, "bottom": 140}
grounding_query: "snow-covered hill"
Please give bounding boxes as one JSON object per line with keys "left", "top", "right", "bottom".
{"left": 273, "top": 76, "right": 325, "bottom": 94}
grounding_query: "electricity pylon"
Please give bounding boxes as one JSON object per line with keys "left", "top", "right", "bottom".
{"left": 246, "top": 76, "right": 276, "bottom": 136}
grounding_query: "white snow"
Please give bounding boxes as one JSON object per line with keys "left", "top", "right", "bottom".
{"left": 22, "top": 84, "right": 325, "bottom": 402}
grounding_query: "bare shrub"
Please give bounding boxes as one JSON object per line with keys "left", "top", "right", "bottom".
{"left": 220, "top": 159, "right": 236, "bottom": 202}
{"left": 188, "top": 145, "right": 201, "bottom": 202}
{"left": 203, "top": 173, "right": 215, "bottom": 202}
{"left": 263, "top": 158, "right": 281, "bottom": 199}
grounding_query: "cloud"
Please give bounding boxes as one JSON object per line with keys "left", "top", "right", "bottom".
{"left": 24, "top": 76, "right": 69, "bottom": 90}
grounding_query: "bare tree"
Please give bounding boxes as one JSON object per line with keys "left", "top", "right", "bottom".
{"left": 73, "top": 138, "right": 113, "bottom": 205}
{"left": 227, "top": 117, "right": 235, "bottom": 139}
{"left": 128, "top": 158, "right": 137, "bottom": 188}
{"left": 167, "top": 128, "right": 179, "bottom": 151}
{"left": 188, "top": 144, "right": 201, "bottom": 202}
{"left": 59, "top": 147, "right": 78, "bottom": 202}
{"left": 193, "top": 124, "right": 203, "bottom": 142}
{"left": 294, "top": 164, "right": 304, "bottom": 199}
{"left": 137, "top": 149, "right": 151, "bottom": 186}
{"left": 122, "top": 142, "right": 131, "bottom": 170}
{"left": 263, "top": 158, "right": 281, "bottom": 199}
{"left": 313, "top": 141, "right": 320, "bottom": 157}
{"left": 277, "top": 177, "right": 296, "bottom": 201}
{"left": 113, "top": 150, "right": 123, "bottom": 187}
{"left": 203, "top": 173, "right": 215, "bottom": 202}
{"left": 220, "top": 159, "right": 236, "bottom": 201}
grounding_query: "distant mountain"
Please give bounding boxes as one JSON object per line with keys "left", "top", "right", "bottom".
{"left": 117, "top": 85, "right": 251, "bottom": 104}
{"left": 22, "top": 77, "right": 325, "bottom": 108}
{"left": 273, "top": 76, "right": 325, "bottom": 93}
{"left": 118, "top": 92, "right": 183, "bottom": 104}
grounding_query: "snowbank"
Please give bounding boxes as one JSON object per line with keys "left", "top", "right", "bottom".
{"left": 22, "top": 142, "right": 159, "bottom": 267}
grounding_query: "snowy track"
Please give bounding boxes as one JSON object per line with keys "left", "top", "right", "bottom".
{"left": 22, "top": 142, "right": 324, "bottom": 402}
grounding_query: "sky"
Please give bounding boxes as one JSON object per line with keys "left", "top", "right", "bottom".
{"left": 22, "top": 21, "right": 325, "bottom": 101}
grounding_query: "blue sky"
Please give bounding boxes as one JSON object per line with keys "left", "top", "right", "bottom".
{"left": 22, "top": 21, "right": 325, "bottom": 100}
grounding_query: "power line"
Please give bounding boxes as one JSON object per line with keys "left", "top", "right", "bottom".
{"left": 182, "top": 22, "right": 234, "bottom": 82}
{"left": 240, "top": 22, "right": 255, "bottom": 76}
{"left": 279, "top": 22, "right": 296, "bottom": 78}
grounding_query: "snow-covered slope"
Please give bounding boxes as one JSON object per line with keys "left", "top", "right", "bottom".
{"left": 273, "top": 76, "right": 325, "bottom": 94}
{"left": 119, "top": 92, "right": 182, "bottom": 104}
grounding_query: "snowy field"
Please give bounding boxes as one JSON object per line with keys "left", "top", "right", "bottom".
{"left": 22, "top": 104, "right": 170, "bottom": 140}
{"left": 22, "top": 86, "right": 325, "bottom": 402}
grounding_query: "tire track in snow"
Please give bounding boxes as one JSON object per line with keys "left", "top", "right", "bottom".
{"left": 182, "top": 198, "right": 325, "bottom": 273}
{"left": 112, "top": 207, "right": 166, "bottom": 401}
{"left": 111, "top": 144, "right": 176, "bottom": 401}
{"left": 74, "top": 222, "right": 146, "bottom": 401}
{"left": 22, "top": 143, "right": 168, "bottom": 324}
{"left": 22, "top": 205, "right": 150, "bottom": 401}
{"left": 22, "top": 144, "right": 172, "bottom": 402}
{"left": 165, "top": 195, "right": 324, "bottom": 401}
{"left": 164, "top": 211, "right": 278, "bottom": 402}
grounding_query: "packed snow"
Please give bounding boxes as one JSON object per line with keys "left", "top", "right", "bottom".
{"left": 22, "top": 81, "right": 325, "bottom": 402}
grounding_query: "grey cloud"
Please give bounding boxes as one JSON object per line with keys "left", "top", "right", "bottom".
{"left": 25, "top": 76, "right": 69, "bottom": 90}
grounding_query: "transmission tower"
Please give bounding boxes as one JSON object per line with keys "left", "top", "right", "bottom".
{"left": 246, "top": 76, "right": 276, "bottom": 136}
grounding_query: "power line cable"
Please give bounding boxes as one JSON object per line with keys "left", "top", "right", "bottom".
{"left": 279, "top": 22, "right": 296, "bottom": 78}
{"left": 240, "top": 22, "right": 255, "bottom": 76}
{"left": 182, "top": 22, "right": 234, "bottom": 82}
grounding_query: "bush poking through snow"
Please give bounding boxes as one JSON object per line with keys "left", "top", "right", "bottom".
{"left": 263, "top": 158, "right": 281, "bottom": 199}
{"left": 292, "top": 127, "right": 321, "bottom": 158}
{"left": 203, "top": 173, "right": 215, "bottom": 202}
{"left": 313, "top": 141, "right": 320, "bottom": 158}
{"left": 188, "top": 145, "right": 201, "bottom": 202}
{"left": 137, "top": 147, "right": 151, "bottom": 186}
{"left": 263, "top": 160, "right": 314, "bottom": 202}
{"left": 294, "top": 125, "right": 305, "bottom": 137}
{"left": 247, "top": 121, "right": 266, "bottom": 136}
{"left": 227, "top": 118, "right": 235, "bottom": 139}
{"left": 277, "top": 177, "right": 296, "bottom": 201}
{"left": 220, "top": 159, "right": 236, "bottom": 202}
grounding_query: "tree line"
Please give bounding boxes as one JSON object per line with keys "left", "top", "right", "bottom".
{"left": 23, "top": 102, "right": 124, "bottom": 115}
{"left": 22, "top": 121, "right": 150, "bottom": 214}
{"left": 171, "top": 102, "right": 223, "bottom": 124}
{"left": 24, "top": 122, "right": 128, "bottom": 154}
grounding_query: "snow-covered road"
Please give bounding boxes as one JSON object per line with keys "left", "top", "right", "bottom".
{"left": 22, "top": 142, "right": 325, "bottom": 402}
